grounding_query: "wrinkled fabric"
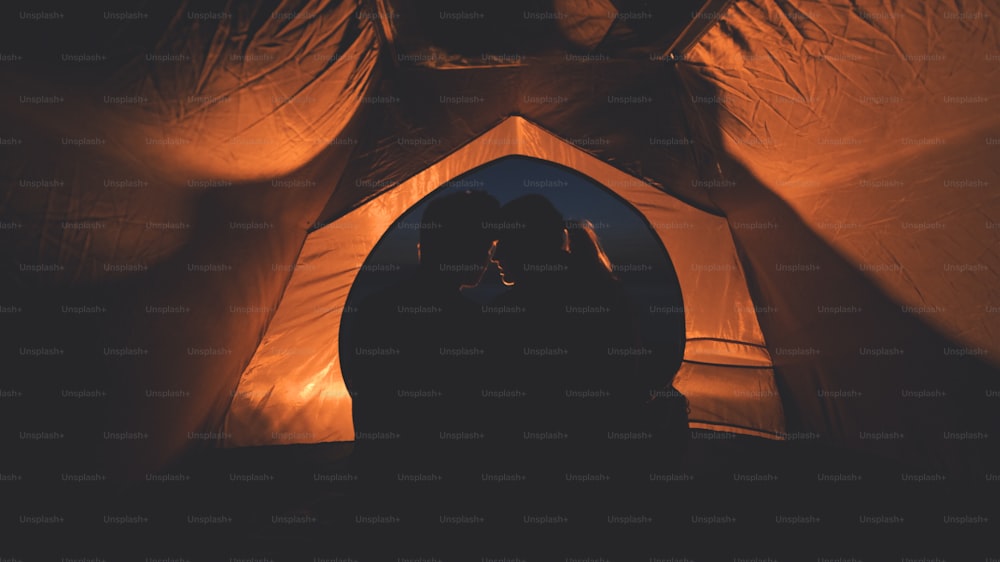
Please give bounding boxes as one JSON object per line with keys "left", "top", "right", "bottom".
{"left": 2, "top": 0, "right": 996, "bottom": 477}
{"left": 225, "top": 116, "right": 776, "bottom": 446}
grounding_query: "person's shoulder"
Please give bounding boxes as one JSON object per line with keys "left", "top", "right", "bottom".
{"left": 606, "top": 277, "right": 630, "bottom": 301}
{"left": 451, "top": 291, "right": 482, "bottom": 312}
{"left": 595, "top": 278, "right": 633, "bottom": 318}
{"left": 585, "top": 275, "right": 628, "bottom": 302}
{"left": 356, "top": 278, "right": 423, "bottom": 318}
{"left": 485, "top": 289, "right": 528, "bottom": 323}
{"left": 488, "top": 288, "right": 519, "bottom": 306}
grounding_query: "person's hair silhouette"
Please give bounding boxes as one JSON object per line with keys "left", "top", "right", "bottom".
{"left": 417, "top": 189, "right": 501, "bottom": 289}
{"left": 566, "top": 218, "right": 617, "bottom": 284}
{"left": 491, "top": 194, "right": 569, "bottom": 287}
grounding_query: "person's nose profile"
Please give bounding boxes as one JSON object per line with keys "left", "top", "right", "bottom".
{"left": 491, "top": 240, "right": 517, "bottom": 285}
{"left": 490, "top": 240, "right": 504, "bottom": 263}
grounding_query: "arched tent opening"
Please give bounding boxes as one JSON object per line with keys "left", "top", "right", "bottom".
{"left": 337, "top": 154, "right": 687, "bottom": 367}
{"left": 222, "top": 117, "right": 784, "bottom": 447}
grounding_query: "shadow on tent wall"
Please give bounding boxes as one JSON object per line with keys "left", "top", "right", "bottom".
{"left": 677, "top": 66, "right": 1000, "bottom": 478}
{"left": 0, "top": 94, "right": 376, "bottom": 482}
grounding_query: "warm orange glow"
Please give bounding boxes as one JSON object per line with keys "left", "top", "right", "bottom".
{"left": 224, "top": 117, "right": 776, "bottom": 446}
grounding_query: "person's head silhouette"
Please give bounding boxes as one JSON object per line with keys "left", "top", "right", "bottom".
{"left": 492, "top": 194, "right": 569, "bottom": 287}
{"left": 416, "top": 190, "right": 500, "bottom": 289}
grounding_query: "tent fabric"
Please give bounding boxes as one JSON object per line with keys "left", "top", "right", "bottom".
{"left": 117, "top": 0, "right": 382, "bottom": 182}
{"left": 314, "top": 60, "right": 717, "bottom": 224}
{"left": 674, "top": 363, "right": 783, "bottom": 440}
{"left": 224, "top": 116, "right": 781, "bottom": 446}
{"left": 687, "top": 0, "right": 1000, "bottom": 355}
{"left": 2, "top": 0, "right": 381, "bottom": 476}
{"left": 675, "top": 0, "right": 1000, "bottom": 469}
{"left": 2, "top": 0, "right": 997, "bottom": 477}
{"left": 674, "top": 337, "right": 783, "bottom": 439}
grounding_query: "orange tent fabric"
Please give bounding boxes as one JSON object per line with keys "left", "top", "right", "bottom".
{"left": 2, "top": 0, "right": 997, "bottom": 478}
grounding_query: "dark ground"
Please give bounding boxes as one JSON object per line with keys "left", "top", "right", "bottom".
{"left": 3, "top": 430, "right": 995, "bottom": 559}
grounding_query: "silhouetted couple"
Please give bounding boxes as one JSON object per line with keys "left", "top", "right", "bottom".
{"left": 344, "top": 191, "right": 686, "bottom": 486}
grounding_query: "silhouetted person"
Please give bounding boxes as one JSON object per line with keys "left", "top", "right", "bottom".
{"left": 485, "top": 197, "right": 640, "bottom": 472}
{"left": 487, "top": 194, "right": 576, "bottom": 421}
{"left": 569, "top": 217, "right": 689, "bottom": 451}
{"left": 343, "top": 190, "right": 500, "bottom": 484}
{"left": 566, "top": 217, "right": 689, "bottom": 466}
{"left": 484, "top": 196, "right": 689, "bottom": 482}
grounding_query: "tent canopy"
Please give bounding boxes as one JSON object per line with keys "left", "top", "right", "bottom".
{"left": 224, "top": 118, "right": 783, "bottom": 446}
{"left": 2, "top": 0, "right": 997, "bottom": 478}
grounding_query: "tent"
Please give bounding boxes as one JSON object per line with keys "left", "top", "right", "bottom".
{"left": 2, "top": 0, "right": 998, "bottom": 481}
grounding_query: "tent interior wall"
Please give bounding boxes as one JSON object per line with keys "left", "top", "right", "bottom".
{"left": 1, "top": 0, "right": 997, "bottom": 483}
{"left": 224, "top": 118, "right": 785, "bottom": 448}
